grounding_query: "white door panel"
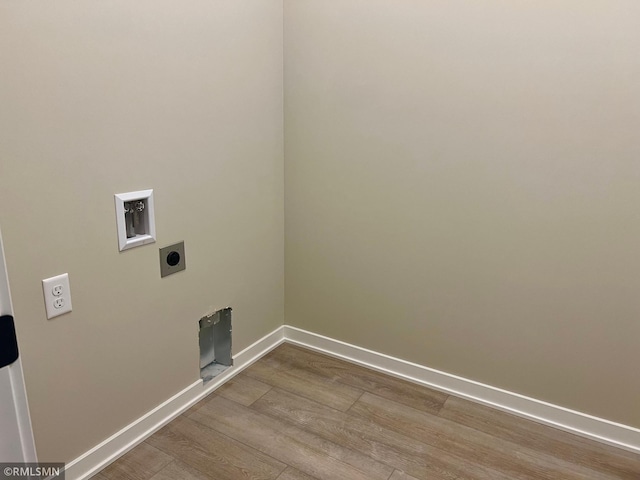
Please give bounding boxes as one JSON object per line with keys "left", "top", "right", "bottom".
{"left": 0, "top": 367, "right": 24, "bottom": 461}
{"left": 0, "top": 228, "right": 37, "bottom": 462}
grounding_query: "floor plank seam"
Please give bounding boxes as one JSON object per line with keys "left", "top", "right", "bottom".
{"left": 245, "top": 385, "right": 274, "bottom": 407}
{"left": 346, "top": 390, "right": 367, "bottom": 412}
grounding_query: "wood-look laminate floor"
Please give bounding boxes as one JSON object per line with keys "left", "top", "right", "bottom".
{"left": 93, "top": 343, "right": 640, "bottom": 480}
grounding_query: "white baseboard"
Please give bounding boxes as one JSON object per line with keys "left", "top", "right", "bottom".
{"left": 284, "top": 325, "right": 640, "bottom": 455}
{"left": 65, "top": 326, "right": 285, "bottom": 480}
{"left": 65, "top": 322, "right": 639, "bottom": 480}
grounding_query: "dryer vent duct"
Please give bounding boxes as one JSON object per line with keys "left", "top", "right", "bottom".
{"left": 199, "top": 307, "right": 232, "bottom": 383}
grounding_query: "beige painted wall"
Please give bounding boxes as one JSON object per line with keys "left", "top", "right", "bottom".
{"left": 0, "top": 1, "right": 283, "bottom": 462}
{"left": 285, "top": 0, "right": 640, "bottom": 428}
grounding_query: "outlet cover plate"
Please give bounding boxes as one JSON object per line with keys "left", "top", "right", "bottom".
{"left": 42, "top": 273, "right": 72, "bottom": 319}
{"left": 159, "top": 241, "right": 186, "bottom": 278}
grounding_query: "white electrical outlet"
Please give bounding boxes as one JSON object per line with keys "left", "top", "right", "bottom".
{"left": 42, "top": 273, "right": 72, "bottom": 319}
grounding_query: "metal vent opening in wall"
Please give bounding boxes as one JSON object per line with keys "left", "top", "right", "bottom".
{"left": 199, "top": 307, "right": 232, "bottom": 383}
